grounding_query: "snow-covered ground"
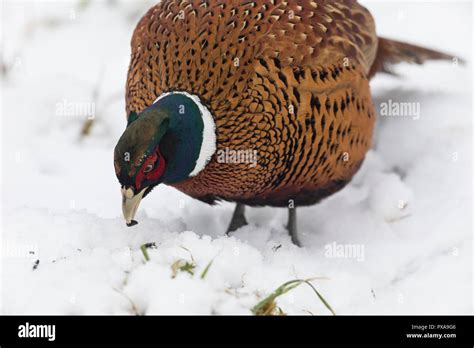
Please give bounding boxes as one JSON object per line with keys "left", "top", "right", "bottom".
{"left": 0, "top": 0, "right": 472, "bottom": 314}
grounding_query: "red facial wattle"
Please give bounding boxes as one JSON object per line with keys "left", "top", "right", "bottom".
{"left": 135, "top": 148, "right": 166, "bottom": 191}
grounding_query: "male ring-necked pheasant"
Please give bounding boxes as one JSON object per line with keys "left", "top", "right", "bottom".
{"left": 114, "top": 0, "right": 456, "bottom": 245}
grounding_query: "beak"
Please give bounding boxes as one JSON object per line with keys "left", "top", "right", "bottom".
{"left": 121, "top": 187, "right": 146, "bottom": 226}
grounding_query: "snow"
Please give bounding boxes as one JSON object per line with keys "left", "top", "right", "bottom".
{"left": 0, "top": 0, "right": 472, "bottom": 315}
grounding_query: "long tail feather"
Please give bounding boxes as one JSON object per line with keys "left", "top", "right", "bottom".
{"left": 368, "top": 37, "right": 462, "bottom": 78}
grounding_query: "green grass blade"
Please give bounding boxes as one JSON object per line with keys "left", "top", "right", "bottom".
{"left": 200, "top": 259, "right": 214, "bottom": 279}
{"left": 251, "top": 278, "right": 335, "bottom": 316}
{"left": 140, "top": 244, "right": 150, "bottom": 262}
{"left": 303, "top": 280, "right": 336, "bottom": 315}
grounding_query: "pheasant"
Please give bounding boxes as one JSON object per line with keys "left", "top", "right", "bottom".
{"left": 114, "top": 0, "right": 457, "bottom": 245}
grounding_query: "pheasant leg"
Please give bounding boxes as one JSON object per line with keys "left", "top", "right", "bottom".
{"left": 287, "top": 207, "right": 301, "bottom": 247}
{"left": 226, "top": 203, "right": 248, "bottom": 234}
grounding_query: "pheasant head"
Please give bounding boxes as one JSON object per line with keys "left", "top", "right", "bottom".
{"left": 114, "top": 92, "right": 216, "bottom": 226}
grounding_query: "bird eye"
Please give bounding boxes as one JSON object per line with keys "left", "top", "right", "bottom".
{"left": 144, "top": 164, "right": 154, "bottom": 173}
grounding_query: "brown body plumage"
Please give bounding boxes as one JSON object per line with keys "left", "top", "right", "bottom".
{"left": 125, "top": 0, "right": 453, "bottom": 207}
